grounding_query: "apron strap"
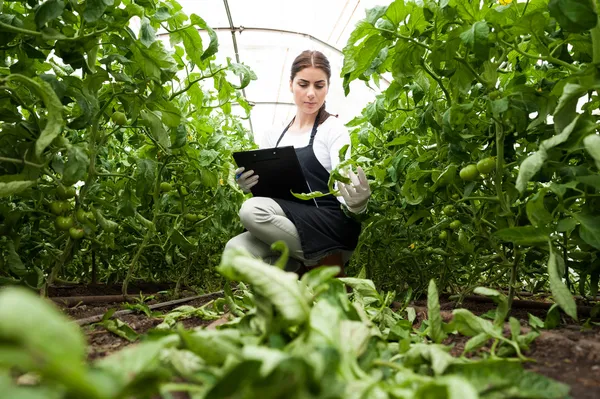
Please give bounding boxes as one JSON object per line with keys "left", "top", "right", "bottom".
{"left": 275, "top": 114, "right": 320, "bottom": 148}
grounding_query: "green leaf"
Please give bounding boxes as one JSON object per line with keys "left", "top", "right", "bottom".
{"left": 171, "top": 25, "right": 204, "bottom": 67}
{"left": 0, "top": 287, "right": 91, "bottom": 390}
{"left": 140, "top": 110, "right": 170, "bottom": 149}
{"left": 548, "top": 0, "right": 598, "bottom": 33}
{"left": 135, "top": 159, "right": 157, "bottom": 199}
{"left": 92, "top": 207, "right": 118, "bottom": 233}
{"left": 0, "top": 180, "right": 36, "bottom": 198}
{"left": 557, "top": 217, "right": 577, "bottom": 232}
{"left": 526, "top": 188, "right": 553, "bottom": 227}
{"left": 179, "top": 327, "right": 242, "bottom": 366}
{"left": 583, "top": 134, "right": 600, "bottom": 169}
{"left": 494, "top": 226, "right": 551, "bottom": 245}
{"left": 139, "top": 17, "right": 156, "bottom": 48}
{"left": 190, "top": 14, "right": 218, "bottom": 61}
{"left": 554, "top": 83, "right": 587, "bottom": 134}
{"left": 573, "top": 213, "right": 600, "bottom": 250}
{"left": 6, "top": 241, "right": 26, "bottom": 276}
{"left": 83, "top": 0, "right": 109, "bottom": 23}
{"left": 100, "top": 318, "right": 138, "bottom": 342}
{"left": 218, "top": 248, "right": 311, "bottom": 326}
{"left": 473, "top": 287, "right": 508, "bottom": 327}
{"left": 385, "top": 0, "right": 409, "bottom": 26}
{"left": 170, "top": 124, "right": 187, "bottom": 149}
{"left": 544, "top": 303, "right": 562, "bottom": 329}
{"left": 403, "top": 344, "right": 458, "bottom": 375}
{"left": 7, "top": 75, "right": 63, "bottom": 159}
{"left": 490, "top": 97, "right": 508, "bottom": 116}
{"left": 463, "top": 332, "right": 490, "bottom": 354}
{"left": 575, "top": 174, "right": 600, "bottom": 190}
{"left": 96, "top": 339, "right": 170, "bottom": 394}
{"left": 130, "top": 42, "right": 178, "bottom": 83}
{"left": 63, "top": 145, "right": 89, "bottom": 185}
{"left": 364, "top": 96, "right": 386, "bottom": 127}
{"left": 451, "top": 308, "right": 503, "bottom": 338}
{"left": 447, "top": 360, "right": 571, "bottom": 398}
{"left": 459, "top": 21, "right": 489, "bottom": 60}
{"left": 228, "top": 62, "right": 257, "bottom": 90}
{"left": 547, "top": 243, "right": 577, "bottom": 320}
{"left": 427, "top": 279, "right": 446, "bottom": 343}
{"left": 35, "top": 0, "right": 65, "bottom": 28}
{"left": 516, "top": 115, "right": 581, "bottom": 193}
{"left": 338, "top": 277, "right": 382, "bottom": 305}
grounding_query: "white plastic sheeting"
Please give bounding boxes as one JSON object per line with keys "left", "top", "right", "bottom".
{"left": 174, "top": 0, "right": 389, "bottom": 142}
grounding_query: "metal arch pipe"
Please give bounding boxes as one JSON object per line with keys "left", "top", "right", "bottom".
{"left": 222, "top": 0, "right": 255, "bottom": 139}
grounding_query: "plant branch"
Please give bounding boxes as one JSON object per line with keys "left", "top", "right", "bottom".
{"left": 0, "top": 156, "right": 44, "bottom": 168}
{"left": 376, "top": 28, "right": 433, "bottom": 52}
{"left": 455, "top": 55, "right": 489, "bottom": 87}
{"left": 500, "top": 39, "right": 579, "bottom": 72}
{"left": 169, "top": 67, "right": 228, "bottom": 100}
{"left": 421, "top": 60, "right": 452, "bottom": 106}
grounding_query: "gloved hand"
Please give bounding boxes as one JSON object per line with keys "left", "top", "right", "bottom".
{"left": 235, "top": 167, "right": 259, "bottom": 193}
{"left": 338, "top": 166, "right": 371, "bottom": 214}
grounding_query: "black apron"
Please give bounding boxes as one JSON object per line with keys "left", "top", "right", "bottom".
{"left": 273, "top": 117, "right": 362, "bottom": 261}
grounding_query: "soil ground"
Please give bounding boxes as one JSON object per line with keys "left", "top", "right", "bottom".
{"left": 54, "top": 285, "right": 600, "bottom": 398}
{"left": 411, "top": 298, "right": 600, "bottom": 399}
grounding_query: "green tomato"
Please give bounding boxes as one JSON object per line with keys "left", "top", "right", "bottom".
{"left": 477, "top": 157, "right": 496, "bottom": 174}
{"left": 439, "top": 230, "right": 448, "bottom": 240}
{"left": 184, "top": 213, "right": 199, "bottom": 222}
{"left": 111, "top": 111, "right": 127, "bottom": 126}
{"left": 442, "top": 205, "right": 456, "bottom": 216}
{"left": 451, "top": 194, "right": 460, "bottom": 200}
{"left": 459, "top": 164, "right": 479, "bottom": 181}
{"left": 160, "top": 182, "right": 173, "bottom": 192}
{"left": 85, "top": 211, "right": 95, "bottom": 222}
{"left": 179, "top": 186, "right": 189, "bottom": 196}
{"left": 55, "top": 216, "right": 74, "bottom": 231}
{"left": 76, "top": 208, "right": 87, "bottom": 223}
{"left": 449, "top": 220, "right": 462, "bottom": 230}
{"left": 50, "top": 201, "right": 65, "bottom": 215}
{"left": 57, "top": 185, "right": 76, "bottom": 199}
{"left": 59, "top": 201, "right": 72, "bottom": 213}
{"left": 69, "top": 227, "right": 85, "bottom": 240}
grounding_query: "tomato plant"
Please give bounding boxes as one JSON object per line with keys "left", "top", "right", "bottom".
{"left": 343, "top": 0, "right": 600, "bottom": 313}
{"left": 0, "top": 0, "right": 256, "bottom": 294}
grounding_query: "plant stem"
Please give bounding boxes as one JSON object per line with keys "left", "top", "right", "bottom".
{"left": 563, "top": 233, "right": 570, "bottom": 290}
{"left": 494, "top": 121, "right": 510, "bottom": 215}
{"left": 499, "top": 39, "right": 579, "bottom": 72}
{"left": 421, "top": 60, "right": 452, "bottom": 106}
{"left": 0, "top": 156, "right": 44, "bottom": 168}
{"left": 44, "top": 238, "right": 75, "bottom": 295}
{"left": 508, "top": 249, "right": 521, "bottom": 310}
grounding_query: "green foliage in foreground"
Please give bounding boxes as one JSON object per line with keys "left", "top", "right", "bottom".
{"left": 0, "top": 249, "right": 569, "bottom": 399}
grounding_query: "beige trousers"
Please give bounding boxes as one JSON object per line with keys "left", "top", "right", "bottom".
{"left": 224, "top": 197, "right": 352, "bottom": 269}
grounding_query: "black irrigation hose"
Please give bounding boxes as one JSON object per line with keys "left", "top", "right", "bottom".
{"left": 74, "top": 291, "right": 224, "bottom": 326}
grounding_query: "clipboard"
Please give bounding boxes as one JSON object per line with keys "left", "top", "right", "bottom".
{"left": 232, "top": 146, "right": 314, "bottom": 205}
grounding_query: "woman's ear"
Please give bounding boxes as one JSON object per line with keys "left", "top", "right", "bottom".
{"left": 289, "top": 79, "right": 293, "bottom": 93}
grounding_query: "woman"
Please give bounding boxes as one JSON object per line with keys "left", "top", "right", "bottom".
{"left": 224, "top": 50, "right": 371, "bottom": 274}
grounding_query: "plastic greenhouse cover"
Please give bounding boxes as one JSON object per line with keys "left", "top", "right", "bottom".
{"left": 162, "top": 0, "right": 390, "bottom": 143}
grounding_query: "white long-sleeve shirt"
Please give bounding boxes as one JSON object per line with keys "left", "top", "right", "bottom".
{"left": 258, "top": 116, "right": 350, "bottom": 204}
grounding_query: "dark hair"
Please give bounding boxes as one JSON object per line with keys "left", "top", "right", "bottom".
{"left": 290, "top": 50, "right": 337, "bottom": 125}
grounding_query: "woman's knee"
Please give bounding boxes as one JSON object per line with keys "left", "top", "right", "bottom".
{"left": 239, "top": 197, "right": 274, "bottom": 230}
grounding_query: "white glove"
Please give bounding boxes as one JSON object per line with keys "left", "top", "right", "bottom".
{"left": 235, "top": 167, "right": 258, "bottom": 193}
{"left": 338, "top": 166, "right": 371, "bottom": 214}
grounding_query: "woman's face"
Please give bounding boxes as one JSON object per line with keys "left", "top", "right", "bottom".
{"left": 290, "top": 67, "right": 329, "bottom": 116}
